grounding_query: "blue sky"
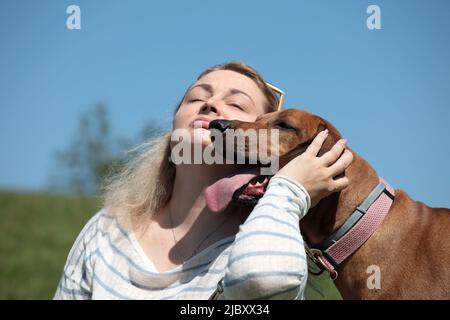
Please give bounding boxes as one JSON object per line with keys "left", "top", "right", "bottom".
{"left": 0, "top": 0, "right": 449, "bottom": 207}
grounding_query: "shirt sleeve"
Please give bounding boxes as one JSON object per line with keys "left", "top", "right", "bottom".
{"left": 218, "top": 175, "right": 311, "bottom": 300}
{"left": 53, "top": 211, "right": 102, "bottom": 300}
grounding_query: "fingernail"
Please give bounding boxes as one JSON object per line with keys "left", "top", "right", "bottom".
{"left": 342, "top": 139, "right": 347, "bottom": 145}
{"left": 323, "top": 129, "right": 329, "bottom": 136}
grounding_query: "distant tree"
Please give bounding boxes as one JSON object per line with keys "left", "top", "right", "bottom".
{"left": 139, "top": 122, "right": 166, "bottom": 142}
{"left": 48, "top": 103, "right": 168, "bottom": 195}
{"left": 48, "top": 103, "right": 113, "bottom": 195}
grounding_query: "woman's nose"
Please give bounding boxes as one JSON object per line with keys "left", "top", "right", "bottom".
{"left": 200, "top": 98, "right": 220, "bottom": 115}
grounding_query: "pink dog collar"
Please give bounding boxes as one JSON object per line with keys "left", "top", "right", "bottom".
{"left": 306, "top": 178, "right": 395, "bottom": 279}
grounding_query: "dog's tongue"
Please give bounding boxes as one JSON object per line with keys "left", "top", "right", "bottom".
{"left": 205, "top": 168, "right": 259, "bottom": 213}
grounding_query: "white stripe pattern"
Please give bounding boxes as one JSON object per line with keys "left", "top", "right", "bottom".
{"left": 54, "top": 175, "right": 310, "bottom": 300}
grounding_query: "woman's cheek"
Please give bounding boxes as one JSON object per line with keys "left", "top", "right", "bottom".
{"left": 172, "top": 110, "right": 191, "bottom": 131}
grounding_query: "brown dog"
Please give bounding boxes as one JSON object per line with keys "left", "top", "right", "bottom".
{"left": 208, "top": 109, "right": 450, "bottom": 299}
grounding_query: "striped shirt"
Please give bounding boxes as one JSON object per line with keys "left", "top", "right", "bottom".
{"left": 53, "top": 175, "right": 311, "bottom": 300}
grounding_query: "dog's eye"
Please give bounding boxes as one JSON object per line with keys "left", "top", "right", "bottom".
{"left": 274, "top": 121, "right": 296, "bottom": 131}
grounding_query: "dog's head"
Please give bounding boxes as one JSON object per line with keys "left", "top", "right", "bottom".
{"left": 204, "top": 109, "right": 343, "bottom": 212}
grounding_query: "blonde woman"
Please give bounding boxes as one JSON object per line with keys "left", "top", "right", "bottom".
{"left": 54, "top": 61, "right": 353, "bottom": 300}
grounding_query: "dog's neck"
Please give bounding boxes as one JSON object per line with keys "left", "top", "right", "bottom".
{"left": 300, "top": 149, "right": 380, "bottom": 248}
{"left": 296, "top": 126, "right": 394, "bottom": 299}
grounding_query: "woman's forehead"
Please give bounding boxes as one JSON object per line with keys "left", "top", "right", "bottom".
{"left": 194, "top": 70, "right": 262, "bottom": 96}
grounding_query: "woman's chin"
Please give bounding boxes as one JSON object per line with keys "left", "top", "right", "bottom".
{"left": 196, "top": 137, "right": 213, "bottom": 149}
{"left": 192, "top": 128, "right": 213, "bottom": 147}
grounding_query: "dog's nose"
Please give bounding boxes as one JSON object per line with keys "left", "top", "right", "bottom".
{"left": 209, "top": 119, "right": 231, "bottom": 132}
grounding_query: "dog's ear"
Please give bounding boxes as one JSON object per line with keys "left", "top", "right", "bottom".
{"left": 317, "top": 122, "right": 327, "bottom": 134}
{"left": 316, "top": 120, "right": 342, "bottom": 157}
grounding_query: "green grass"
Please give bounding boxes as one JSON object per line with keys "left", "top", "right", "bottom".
{"left": 0, "top": 190, "right": 341, "bottom": 300}
{"left": 0, "top": 191, "right": 100, "bottom": 299}
{"left": 305, "top": 272, "right": 342, "bottom": 300}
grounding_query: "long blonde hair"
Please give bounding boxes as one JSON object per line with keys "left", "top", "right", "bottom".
{"left": 102, "top": 61, "right": 280, "bottom": 229}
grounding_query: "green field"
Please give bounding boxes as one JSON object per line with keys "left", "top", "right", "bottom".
{"left": 0, "top": 190, "right": 341, "bottom": 300}
{"left": 0, "top": 191, "right": 100, "bottom": 299}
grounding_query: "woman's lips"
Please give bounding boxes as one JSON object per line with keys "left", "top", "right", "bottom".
{"left": 193, "top": 119, "right": 210, "bottom": 129}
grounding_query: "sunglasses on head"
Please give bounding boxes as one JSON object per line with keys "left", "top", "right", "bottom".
{"left": 265, "top": 82, "right": 285, "bottom": 111}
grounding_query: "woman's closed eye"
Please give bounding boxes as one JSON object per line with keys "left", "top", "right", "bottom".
{"left": 189, "top": 99, "right": 203, "bottom": 103}
{"left": 226, "top": 99, "right": 247, "bottom": 111}
{"left": 229, "top": 103, "right": 245, "bottom": 111}
{"left": 187, "top": 95, "right": 247, "bottom": 112}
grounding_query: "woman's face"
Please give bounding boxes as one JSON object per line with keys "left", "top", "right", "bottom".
{"left": 172, "top": 70, "right": 269, "bottom": 147}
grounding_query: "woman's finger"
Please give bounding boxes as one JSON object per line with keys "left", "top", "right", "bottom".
{"left": 304, "top": 129, "right": 328, "bottom": 157}
{"left": 328, "top": 149, "right": 354, "bottom": 176}
{"left": 319, "top": 138, "right": 347, "bottom": 166}
{"left": 331, "top": 176, "right": 350, "bottom": 192}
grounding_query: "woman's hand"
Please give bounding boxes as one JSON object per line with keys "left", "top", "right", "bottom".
{"left": 275, "top": 129, "right": 353, "bottom": 207}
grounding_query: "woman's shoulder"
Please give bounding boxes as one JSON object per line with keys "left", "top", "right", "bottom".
{"left": 78, "top": 208, "right": 113, "bottom": 237}
{"left": 70, "top": 208, "right": 126, "bottom": 256}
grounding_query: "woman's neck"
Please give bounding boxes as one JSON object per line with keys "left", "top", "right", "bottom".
{"left": 168, "top": 163, "right": 239, "bottom": 228}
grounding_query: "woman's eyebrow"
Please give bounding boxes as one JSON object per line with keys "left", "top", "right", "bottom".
{"left": 228, "top": 88, "right": 255, "bottom": 106}
{"left": 188, "top": 83, "right": 256, "bottom": 106}
{"left": 188, "top": 83, "right": 213, "bottom": 95}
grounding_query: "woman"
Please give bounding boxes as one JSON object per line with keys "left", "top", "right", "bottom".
{"left": 54, "top": 61, "right": 353, "bottom": 300}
